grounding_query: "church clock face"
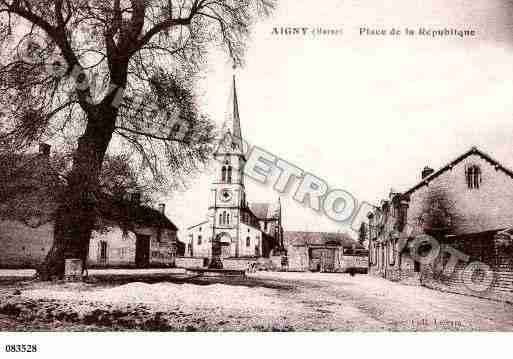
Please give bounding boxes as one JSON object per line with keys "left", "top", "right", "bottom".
{"left": 220, "top": 189, "right": 233, "bottom": 202}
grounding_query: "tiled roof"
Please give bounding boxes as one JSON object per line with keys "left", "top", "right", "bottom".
{"left": 1, "top": 149, "right": 178, "bottom": 231}
{"left": 97, "top": 194, "right": 178, "bottom": 231}
{"left": 283, "top": 231, "right": 362, "bottom": 248}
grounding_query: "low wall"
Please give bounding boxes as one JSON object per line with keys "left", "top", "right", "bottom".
{"left": 286, "top": 246, "right": 308, "bottom": 271}
{"left": 421, "top": 261, "right": 513, "bottom": 303}
{"left": 269, "top": 256, "right": 286, "bottom": 270}
{"left": 175, "top": 257, "right": 207, "bottom": 269}
{"left": 371, "top": 250, "right": 513, "bottom": 302}
{"left": 222, "top": 258, "right": 256, "bottom": 270}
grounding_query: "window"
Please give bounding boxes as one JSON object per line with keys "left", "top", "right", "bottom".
{"left": 198, "top": 235, "right": 202, "bottom": 245}
{"left": 227, "top": 213, "right": 230, "bottom": 225}
{"left": 227, "top": 166, "right": 233, "bottom": 184}
{"left": 246, "top": 237, "right": 251, "bottom": 247}
{"left": 221, "top": 166, "right": 227, "bottom": 182}
{"left": 466, "top": 165, "right": 481, "bottom": 189}
{"left": 222, "top": 211, "right": 227, "bottom": 225}
{"left": 219, "top": 213, "right": 222, "bottom": 225}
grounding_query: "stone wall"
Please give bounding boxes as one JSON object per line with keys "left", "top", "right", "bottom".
{"left": 407, "top": 153, "right": 513, "bottom": 235}
{"left": 286, "top": 246, "right": 309, "bottom": 271}
{"left": 421, "top": 263, "right": 513, "bottom": 303}
{"left": 0, "top": 219, "right": 54, "bottom": 268}
{"left": 419, "top": 233, "right": 513, "bottom": 303}
{"left": 175, "top": 256, "right": 208, "bottom": 269}
{"left": 222, "top": 258, "right": 256, "bottom": 270}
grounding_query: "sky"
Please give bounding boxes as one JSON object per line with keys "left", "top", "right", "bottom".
{"left": 163, "top": 0, "right": 513, "bottom": 239}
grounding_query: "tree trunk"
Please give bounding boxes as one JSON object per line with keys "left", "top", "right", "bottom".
{"left": 38, "top": 107, "right": 116, "bottom": 280}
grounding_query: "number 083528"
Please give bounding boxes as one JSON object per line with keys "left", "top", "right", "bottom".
{"left": 5, "top": 344, "right": 38, "bottom": 353}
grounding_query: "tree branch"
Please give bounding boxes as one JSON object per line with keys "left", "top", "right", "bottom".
{"left": 115, "top": 125, "right": 188, "bottom": 144}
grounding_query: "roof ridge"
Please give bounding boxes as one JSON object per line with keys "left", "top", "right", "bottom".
{"left": 403, "top": 146, "right": 513, "bottom": 196}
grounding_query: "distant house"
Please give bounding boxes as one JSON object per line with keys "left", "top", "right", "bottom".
{"left": 284, "top": 231, "right": 367, "bottom": 273}
{"left": 0, "top": 144, "right": 179, "bottom": 269}
{"left": 367, "top": 147, "right": 513, "bottom": 301}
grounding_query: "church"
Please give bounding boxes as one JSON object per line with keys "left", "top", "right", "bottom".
{"left": 184, "top": 77, "right": 284, "bottom": 268}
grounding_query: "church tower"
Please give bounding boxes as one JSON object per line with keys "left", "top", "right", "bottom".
{"left": 208, "top": 75, "right": 247, "bottom": 258}
{"left": 186, "top": 74, "right": 284, "bottom": 265}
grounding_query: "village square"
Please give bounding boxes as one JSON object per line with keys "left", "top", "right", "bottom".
{"left": 2, "top": 73, "right": 513, "bottom": 331}
{"left": 1, "top": 0, "right": 513, "bottom": 335}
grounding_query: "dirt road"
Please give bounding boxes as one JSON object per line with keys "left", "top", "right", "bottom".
{"left": 1, "top": 271, "right": 512, "bottom": 331}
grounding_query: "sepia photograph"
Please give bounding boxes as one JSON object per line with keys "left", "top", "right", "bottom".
{"left": 1, "top": 0, "right": 513, "bottom": 356}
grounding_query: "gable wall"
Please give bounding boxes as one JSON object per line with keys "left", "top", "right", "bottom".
{"left": 407, "top": 153, "right": 513, "bottom": 235}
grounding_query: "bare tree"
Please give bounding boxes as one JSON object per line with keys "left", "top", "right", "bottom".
{"left": 0, "top": 0, "right": 275, "bottom": 279}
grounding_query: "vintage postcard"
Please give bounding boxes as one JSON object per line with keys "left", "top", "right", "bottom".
{"left": 0, "top": 0, "right": 513, "bottom": 355}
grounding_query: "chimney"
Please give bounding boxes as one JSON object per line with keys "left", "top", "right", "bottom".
{"left": 422, "top": 166, "right": 434, "bottom": 179}
{"left": 389, "top": 188, "right": 399, "bottom": 200}
{"left": 39, "top": 143, "right": 51, "bottom": 157}
{"left": 158, "top": 203, "right": 166, "bottom": 215}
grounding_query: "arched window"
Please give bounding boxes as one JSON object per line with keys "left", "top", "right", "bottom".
{"left": 219, "top": 213, "right": 222, "bottom": 225}
{"left": 227, "top": 166, "right": 233, "bottom": 184}
{"left": 198, "top": 235, "right": 202, "bottom": 245}
{"left": 221, "top": 166, "right": 227, "bottom": 182}
{"left": 466, "top": 165, "right": 481, "bottom": 189}
{"left": 222, "top": 211, "right": 227, "bottom": 225}
{"left": 227, "top": 213, "right": 230, "bottom": 225}
{"left": 246, "top": 237, "right": 251, "bottom": 247}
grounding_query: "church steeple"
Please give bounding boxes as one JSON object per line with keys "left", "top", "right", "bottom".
{"left": 222, "top": 75, "right": 243, "bottom": 152}
{"left": 232, "top": 75, "right": 242, "bottom": 143}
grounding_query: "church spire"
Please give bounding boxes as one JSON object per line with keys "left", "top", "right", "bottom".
{"left": 232, "top": 75, "right": 242, "bottom": 144}
{"left": 222, "top": 73, "right": 243, "bottom": 152}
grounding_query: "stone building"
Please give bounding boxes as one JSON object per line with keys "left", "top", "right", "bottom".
{"left": 0, "top": 144, "right": 179, "bottom": 268}
{"left": 367, "top": 146, "right": 513, "bottom": 300}
{"left": 183, "top": 77, "right": 283, "bottom": 269}
{"left": 284, "top": 231, "right": 366, "bottom": 273}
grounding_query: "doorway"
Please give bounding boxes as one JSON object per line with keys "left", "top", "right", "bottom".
{"left": 414, "top": 260, "right": 421, "bottom": 273}
{"left": 321, "top": 248, "right": 336, "bottom": 273}
{"left": 99, "top": 241, "right": 108, "bottom": 265}
{"left": 135, "top": 234, "right": 151, "bottom": 268}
